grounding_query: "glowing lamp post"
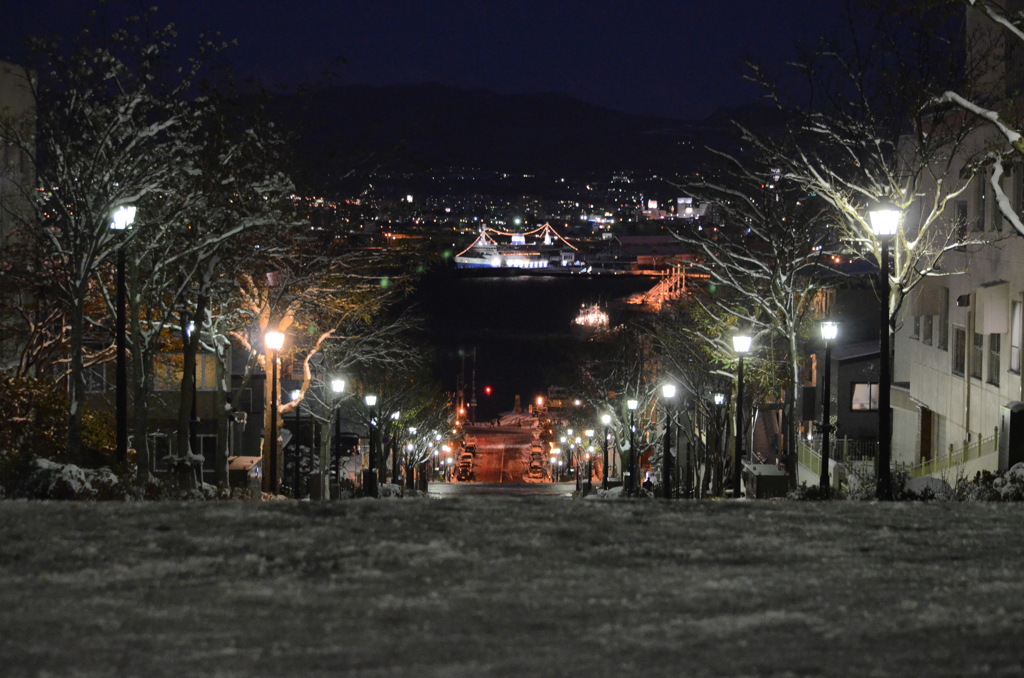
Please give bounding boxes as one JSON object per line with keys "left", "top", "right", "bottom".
{"left": 713, "top": 392, "right": 726, "bottom": 495}
{"left": 600, "top": 413, "right": 612, "bottom": 490}
{"left": 732, "top": 333, "right": 752, "bottom": 498}
{"left": 869, "top": 202, "right": 900, "bottom": 500}
{"left": 661, "top": 384, "right": 677, "bottom": 499}
{"left": 330, "top": 378, "right": 345, "bottom": 492}
{"left": 264, "top": 330, "right": 285, "bottom": 494}
{"left": 819, "top": 321, "right": 838, "bottom": 498}
{"left": 291, "top": 389, "right": 302, "bottom": 498}
{"left": 364, "top": 394, "right": 379, "bottom": 497}
{"left": 627, "top": 398, "right": 639, "bottom": 496}
{"left": 390, "top": 410, "right": 401, "bottom": 485}
{"left": 110, "top": 205, "right": 136, "bottom": 467}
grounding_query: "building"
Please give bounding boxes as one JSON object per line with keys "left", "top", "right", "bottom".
{"left": 890, "top": 4, "right": 1024, "bottom": 479}
{"left": 0, "top": 61, "right": 36, "bottom": 373}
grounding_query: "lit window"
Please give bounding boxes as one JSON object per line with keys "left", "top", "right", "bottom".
{"left": 851, "top": 383, "right": 879, "bottom": 411}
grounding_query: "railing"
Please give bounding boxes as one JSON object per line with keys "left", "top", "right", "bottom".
{"left": 798, "top": 437, "right": 877, "bottom": 467}
{"left": 797, "top": 440, "right": 822, "bottom": 477}
{"left": 908, "top": 427, "right": 999, "bottom": 478}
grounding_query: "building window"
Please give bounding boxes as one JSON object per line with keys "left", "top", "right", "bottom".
{"left": 911, "top": 315, "right": 920, "bottom": 339}
{"left": 989, "top": 334, "right": 1001, "bottom": 385}
{"left": 974, "top": 179, "right": 986, "bottom": 231}
{"left": 954, "top": 200, "right": 968, "bottom": 246}
{"left": 971, "top": 330, "right": 984, "bottom": 380}
{"left": 851, "top": 382, "right": 880, "bottom": 411}
{"left": 953, "top": 326, "right": 966, "bottom": 376}
{"left": 1011, "top": 301, "right": 1022, "bottom": 373}
{"left": 938, "top": 288, "right": 949, "bottom": 350}
{"left": 922, "top": 314, "right": 933, "bottom": 345}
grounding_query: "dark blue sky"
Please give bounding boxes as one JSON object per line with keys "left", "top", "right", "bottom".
{"left": 1, "top": 0, "right": 850, "bottom": 119}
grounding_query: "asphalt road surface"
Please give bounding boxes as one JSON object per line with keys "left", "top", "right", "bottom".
{"left": 461, "top": 423, "right": 538, "bottom": 484}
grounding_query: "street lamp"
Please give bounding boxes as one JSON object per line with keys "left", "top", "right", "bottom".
{"left": 583, "top": 429, "right": 594, "bottom": 491}
{"left": 110, "top": 205, "right": 136, "bottom": 467}
{"left": 364, "top": 394, "right": 379, "bottom": 497}
{"left": 732, "top": 333, "right": 752, "bottom": 499}
{"left": 627, "top": 398, "right": 639, "bottom": 496}
{"left": 713, "top": 392, "right": 727, "bottom": 496}
{"left": 264, "top": 330, "right": 285, "bottom": 495}
{"left": 819, "top": 321, "right": 839, "bottom": 498}
{"left": 869, "top": 201, "right": 900, "bottom": 500}
{"left": 661, "top": 384, "right": 677, "bottom": 499}
{"left": 600, "top": 413, "right": 612, "bottom": 490}
{"left": 291, "top": 389, "right": 302, "bottom": 498}
{"left": 390, "top": 410, "right": 401, "bottom": 485}
{"left": 330, "top": 378, "right": 345, "bottom": 494}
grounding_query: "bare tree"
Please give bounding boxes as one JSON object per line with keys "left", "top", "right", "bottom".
{"left": 1, "top": 12, "right": 226, "bottom": 464}
{"left": 670, "top": 156, "right": 833, "bottom": 489}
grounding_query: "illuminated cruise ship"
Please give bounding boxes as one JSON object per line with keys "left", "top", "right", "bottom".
{"left": 454, "top": 223, "right": 582, "bottom": 270}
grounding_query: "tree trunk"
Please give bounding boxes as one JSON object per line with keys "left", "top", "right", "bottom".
{"left": 67, "top": 291, "right": 85, "bottom": 465}
{"left": 785, "top": 329, "right": 800, "bottom": 490}
{"left": 214, "top": 341, "right": 230, "bottom": 490}
{"left": 177, "top": 293, "right": 208, "bottom": 491}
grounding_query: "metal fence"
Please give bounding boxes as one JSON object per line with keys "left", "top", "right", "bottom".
{"left": 799, "top": 429, "right": 1000, "bottom": 481}
{"left": 906, "top": 427, "right": 999, "bottom": 478}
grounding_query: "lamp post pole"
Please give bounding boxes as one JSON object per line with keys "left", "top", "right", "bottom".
{"left": 330, "top": 379, "right": 345, "bottom": 497}
{"left": 583, "top": 430, "right": 594, "bottom": 493}
{"left": 390, "top": 411, "right": 401, "bottom": 485}
{"left": 820, "top": 321, "right": 838, "bottom": 498}
{"left": 110, "top": 206, "right": 135, "bottom": 467}
{"left": 264, "top": 331, "right": 284, "bottom": 495}
{"left": 733, "top": 334, "right": 752, "bottom": 499}
{"left": 627, "top": 399, "right": 638, "bottom": 496}
{"left": 713, "top": 393, "right": 726, "bottom": 496}
{"left": 364, "top": 395, "right": 379, "bottom": 498}
{"left": 661, "top": 384, "right": 676, "bottom": 499}
{"left": 869, "top": 203, "right": 900, "bottom": 500}
{"left": 601, "top": 414, "right": 611, "bottom": 490}
{"left": 115, "top": 245, "right": 127, "bottom": 466}
{"left": 291, "top": 390, "right": 302, "bottom": 498}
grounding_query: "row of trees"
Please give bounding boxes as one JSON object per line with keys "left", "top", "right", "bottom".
{"left": 569, "top": 0, "right": 1024, "bottom": 496}
{"left": 0, "top": 10, "right": 442, "bottom": 496}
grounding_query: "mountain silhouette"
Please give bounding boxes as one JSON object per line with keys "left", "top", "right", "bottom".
{"left": 269, "top": 83, "right": 750, "bottom": 192}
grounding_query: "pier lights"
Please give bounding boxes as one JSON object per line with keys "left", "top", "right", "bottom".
{"left": 732, "top": 333, "right": 752, "bottom": 499}
{"left": 869, "top": 201, "right": 900, "bottom": 500}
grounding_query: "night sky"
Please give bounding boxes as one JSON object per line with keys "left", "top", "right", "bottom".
{"left": 2, "top": 0, "right": 851, "bottom": 120}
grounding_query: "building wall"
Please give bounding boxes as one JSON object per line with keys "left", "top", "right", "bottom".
{"left": 896, "top": 124, "right": 1024, "bottom": 472}
{"left": 0, "top": 61, "right": 37, "bottom": 373}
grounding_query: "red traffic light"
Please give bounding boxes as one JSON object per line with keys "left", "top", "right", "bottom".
{"left": 483, "top": 385, "right": 493, "bottom": 396}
